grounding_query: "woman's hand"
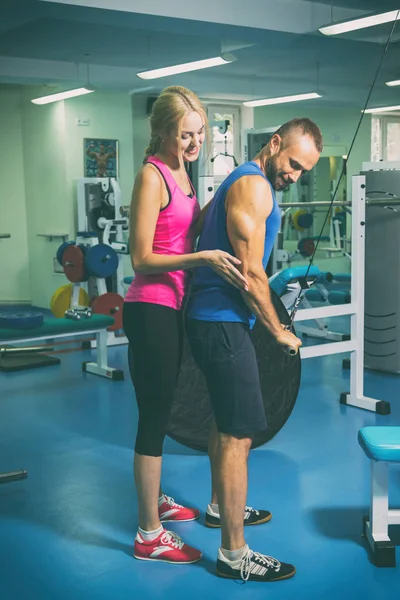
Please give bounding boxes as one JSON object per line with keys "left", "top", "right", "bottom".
{"left": 202, "top": 250, "right": 248, "bottom": 291}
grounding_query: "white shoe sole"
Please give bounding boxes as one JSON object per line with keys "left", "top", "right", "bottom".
{"left": 159, "top": 515, "right": 200, "bottom": 523}
{"left": 134, "top": 554, "right": 202, "bottom": 564}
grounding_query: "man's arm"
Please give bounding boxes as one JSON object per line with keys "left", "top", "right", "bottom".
{"left": 226, "top": 176, "right": 301, "bottom": 351}
{"left": 86, "top": 144, "right": 96, "bottom": 158}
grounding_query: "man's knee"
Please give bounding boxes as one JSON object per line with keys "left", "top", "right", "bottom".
{"left": 218, "top": 432, "right": 252, "bottom": 456}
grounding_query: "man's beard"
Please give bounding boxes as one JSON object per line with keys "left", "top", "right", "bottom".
{"left": 265, "top": 156, "right": 281, "bottom": 190}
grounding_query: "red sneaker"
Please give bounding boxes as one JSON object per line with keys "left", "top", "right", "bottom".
{"left": 134, "top": 529, "right": 202, "bottom": 564}
{"left": 158, "top": 495, "right": 200, "bottom": 523}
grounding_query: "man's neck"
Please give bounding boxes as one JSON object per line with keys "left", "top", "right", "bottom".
{"left": 253, "top": 149, "right": 270, "bottom": 176}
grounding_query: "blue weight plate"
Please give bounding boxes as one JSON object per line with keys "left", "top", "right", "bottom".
{"left": 0, "top": 312, "right": 44, "bottom": 330}
{"left": 84, "top": 244, "right": 119, "bottom": 278}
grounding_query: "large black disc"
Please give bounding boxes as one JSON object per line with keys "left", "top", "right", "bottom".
{"left": 167, "top": 288, "right": 301, "bottom": 452}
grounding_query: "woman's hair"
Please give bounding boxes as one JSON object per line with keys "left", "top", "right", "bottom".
{"left": 143, "top": 86, "right": 208, "bottom": 162}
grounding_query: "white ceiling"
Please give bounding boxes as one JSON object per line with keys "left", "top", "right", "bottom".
{"left": 1, "top": 0, "right": 400, "bottom": 108}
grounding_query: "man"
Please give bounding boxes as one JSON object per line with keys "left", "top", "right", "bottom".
{"left": 86, "top": 142, "right": 116, "bottom": 177}
{"left": 186, "top": 118, "right": 323, "bottom": 582}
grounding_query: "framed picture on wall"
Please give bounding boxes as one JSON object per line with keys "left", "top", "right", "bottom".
{"left": 84, "top": 138, "right": 119, "bottom": 178}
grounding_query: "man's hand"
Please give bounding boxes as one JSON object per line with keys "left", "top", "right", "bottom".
{"left": 275, "top": 324, "right": 302, "bottom": 355}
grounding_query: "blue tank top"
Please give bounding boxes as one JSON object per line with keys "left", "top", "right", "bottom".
{"left": 186, "top": 161, "right": 281, "bottom": 328}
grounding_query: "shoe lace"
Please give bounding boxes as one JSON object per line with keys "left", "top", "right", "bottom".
{"left": 160, "top": 530, "right": 184, "bottom": 550}
{"left": 164, "top": 495, "right": 183, "bottom": 509}
{"left": 240, "top": 548, "right": 281, "bottom": 582}
{"left": 244, "top": 505, "right": 259, "bottom": 517}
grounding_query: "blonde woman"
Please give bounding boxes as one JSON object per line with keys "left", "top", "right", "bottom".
{"left": 123, "top": 86, "right": 247, "bottom": 564}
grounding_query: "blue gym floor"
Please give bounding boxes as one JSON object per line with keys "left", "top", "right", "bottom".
{"left": 1, "top": 324, "right": 400, "bottom": 599}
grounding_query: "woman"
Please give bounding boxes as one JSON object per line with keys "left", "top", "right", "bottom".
{"left": 123, "top": 86, "right": 247, "bottom": 565}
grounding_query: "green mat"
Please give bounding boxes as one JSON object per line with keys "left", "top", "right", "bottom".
{"left": 0, "top": 315, "right": 114, "bottom": 340}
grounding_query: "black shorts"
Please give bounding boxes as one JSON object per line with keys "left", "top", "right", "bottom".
{"left": 185, "top": 319, "right": 267, "bottom": 437}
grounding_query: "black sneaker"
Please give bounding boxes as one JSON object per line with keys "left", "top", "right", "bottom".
{"left": 216, "top": 546, "right": 296, "bottom": 582}
{"left": 205, "top": 506, "right": 272, "bottom": 528}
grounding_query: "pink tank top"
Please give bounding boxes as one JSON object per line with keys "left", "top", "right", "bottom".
{"left": 125, "top": 156, "right": 201, "bottom": 310}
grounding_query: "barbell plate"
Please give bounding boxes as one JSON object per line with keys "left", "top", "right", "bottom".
{"left": 297, "top": 237, "right": 315, "bottom": 258}
{"left": 91, "top": 292, "right": 124, "bottom": 331}
{"left": 50, "top": 284, "right": 90, "bottom": 318}
{"left": 62, "top": 245, "right": 88, "bottom": 283}
{"left": 84, "top": 244, "right": 119, "bottom": 279}
{"left": 165, "top": 288, "right": 301, "bottom": 452}
{"left": 0, "top": 312, "right": 44, "bottom": 330}
{"left": 56, "top": 241, "right": 75, "bottom": 266}
{"left": 292, "top": 209, "right": 308, "bottom": 232}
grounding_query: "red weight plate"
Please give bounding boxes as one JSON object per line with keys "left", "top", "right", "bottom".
{"left": 91, "top": 293, "right": 124, "bottom": 331}
{"left": 62, "top": 245, "right": 87, "bottom": 283}
{"left": 298, "top": 238, "right": 315, "bottom": 258}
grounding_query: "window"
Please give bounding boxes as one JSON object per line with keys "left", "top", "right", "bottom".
{"left": 386, "top": 121, "right": 400, "bottom": 161}
{"left": 371, "top": 116, "right": 400, "bottom": 161}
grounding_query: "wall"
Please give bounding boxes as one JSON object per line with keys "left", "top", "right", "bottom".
{"left": 20, "top": 88, "right": 135, "bottom": 308}
{"left": 0, "top": 89, "right": 30, "bottom": 303}
{"left": 131, "top": 95, "right": 150, "bottom": 177}
{"left": 254, "top": 105, "right": 372, "bottom": 200}
{"left": 21, "top": 92, "right": 69, "bottom": 308}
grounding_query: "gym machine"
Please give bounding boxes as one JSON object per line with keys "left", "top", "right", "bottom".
{"left": 361, "top": 161, "right": 400, "bottom": 375}
{"left": 196, "top": 169, "right": 395, "bottom": 413}
{"left": 51, "top": 178, "right": 129, "bottom": 348}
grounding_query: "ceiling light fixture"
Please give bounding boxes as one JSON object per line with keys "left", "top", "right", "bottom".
{"left": 363, "top": 104, "right": 400, "bottom": 113}
{"left": 243, "top": 92, "right": 322, "bottom": 108}
{"left": 319, "top": 9, "right": 400, "bottom": 36}
{"left": 31, "top": 86, "right": 95, "bottom": 105}
{"left": 137, "top": 53, "right": 236, "bottom": 80}
{"left": 386, "top": 79, "right": 400, "bottom": 86}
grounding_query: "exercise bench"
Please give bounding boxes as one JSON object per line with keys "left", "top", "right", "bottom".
{"left": 358, "top": 426, "right": 400, "bottom": 567}
{"left": 0, "top": 314, "right": 124, "bottom": 379}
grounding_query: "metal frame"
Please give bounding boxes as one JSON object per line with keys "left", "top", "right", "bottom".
{"left": 362, "top": 459, "right": 400, "bottom": 567}
{"left": 0, "top": 326, "right": 123, "bottom": 381}
{"left": 294, "top": 175, "right": 389, "bottom": 414}
{"left": 73, "top": 233, "right": 127, "bottom": 350}
{"left": 0, "top": 470, "right": 27, "bottom": 485}
{"left": 198, "top": 173, "right": 389, "bottom": 413}
{"left": 76, "top": 178, "right": 128, "bottom": 348}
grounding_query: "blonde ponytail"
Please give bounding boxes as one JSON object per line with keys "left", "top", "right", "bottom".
{"left": 143, "top": 135, "right": 162, "bottom": 163}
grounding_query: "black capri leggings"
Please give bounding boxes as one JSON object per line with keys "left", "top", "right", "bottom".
{"left": 123, "top": 302, "right": 183, "bottom": 457}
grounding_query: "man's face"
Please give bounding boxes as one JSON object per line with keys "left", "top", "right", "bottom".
{"left": 99, "top": 144, "right": 105, "bottom": 154}
{"left": 266, "top": 134, "right": 320, "bottom": 191}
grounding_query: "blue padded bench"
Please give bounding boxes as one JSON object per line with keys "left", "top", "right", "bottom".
{"left": 358, "top": 426, "right": 400, "bottom": 567}
{"left": 0, "top": 315, "right": 123, "bottom": 381}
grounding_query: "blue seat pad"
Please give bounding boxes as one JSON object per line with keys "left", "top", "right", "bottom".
{"left": 358, "top": 427, "right": 400, "bottom": 462}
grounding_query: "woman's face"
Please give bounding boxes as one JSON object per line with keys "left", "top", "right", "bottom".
{"left": 164, "top": 111, "right": 206, "bottom": 163}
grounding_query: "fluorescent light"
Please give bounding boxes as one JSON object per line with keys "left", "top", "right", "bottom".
{"left": 137, "top": 54, "right": 236, "bottom": 80}
{"left": 31, "top": 86, "right": 95, "bottom": 105}
{"left": 363, "top": 105, "right": 400, "bottom": 114}
{"left": 319, "top": 9, "right": 400, "bottom": 36}
{"left": 386, "top": 79, "right": 400, "bottom": 86}
{"left": 243, "top": 92, "right": 322, "bottom": 108}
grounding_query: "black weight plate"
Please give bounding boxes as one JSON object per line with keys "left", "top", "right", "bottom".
{"left": 0, "top": 312, "right": 44, "bottom": 330}
{"left": 167, "top": 288, "right": 301, "bottom": 452}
